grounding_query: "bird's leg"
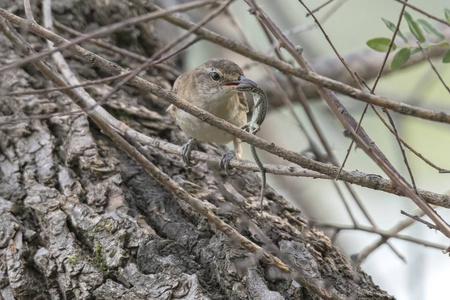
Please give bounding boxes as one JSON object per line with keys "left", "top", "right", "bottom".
{"left": 233, "top": 137, "right": 243, "bottom": 159}
{"left": 181, "top": 138, "right": 198, "bottom": 166}
{"left": 219, "top": 137, "right": 242, "bottom": 176}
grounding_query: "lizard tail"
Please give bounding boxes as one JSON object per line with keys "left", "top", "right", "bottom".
{"left": 251, "top": 145, "right": 266, "bottom": 211}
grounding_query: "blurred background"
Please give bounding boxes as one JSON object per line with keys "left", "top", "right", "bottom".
{"left": 158, "top": 0, "right": 450, "bottom": 299}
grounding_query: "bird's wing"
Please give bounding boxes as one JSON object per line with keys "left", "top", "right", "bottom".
{"left": 168, "top": 72, "right": 189, "bottom": 116}
{"left": 172, "top": 71, "right": 191, "bottom": 94}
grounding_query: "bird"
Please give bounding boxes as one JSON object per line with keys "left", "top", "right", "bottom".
{"left": 168, "top": 58, "right": 267, "bottom": 209}
{"left": 168, "top": 58, "right": 251, "bottom": 167}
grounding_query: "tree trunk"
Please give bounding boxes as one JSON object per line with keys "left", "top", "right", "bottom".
{"left": 0, "top": 0, "right": 393, "bottom": 299}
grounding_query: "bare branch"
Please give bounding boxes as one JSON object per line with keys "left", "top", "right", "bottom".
{"left": 306, "top": 0, "right": 336, "bottom": 17}
{"left": 393, "top": 0, "right": 450, "bottom": 26}
{"left": 54, "top": 21, "right": 180, "bottom": 78}
{"left": 316, "top": 222, "right": 447, "bottom": 251}
{"left": 1, "top": 9, "right": 449, "bottom": 211}
{"left": 0, "top": 1, "right": 218, "bottom": 73}
{"left": 401, "top": 210, "right": 437, "bottom": 230}
{"left": 357, "top": 208, "right": 428, "bottom": 263}
{"left": 11, "top": 5, "right": 342, "bottom": 297}
{"left": 97, "top": 0, "right": 232, "bottom": 115}
{"left": 23, "top": 0, "right": 35, "bottom": 23}
{"left": 145, "top": 5, "right": 450, "bottom": 124}
{"left": 417, "top": 42, "right": 450, "bottom": 93}
{"left": 242, "top": 0, "right": 450, "bottom": 237}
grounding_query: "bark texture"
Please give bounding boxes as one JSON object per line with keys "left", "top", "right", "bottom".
{"left": 0, "top": 1, "right": 393, "bottom": 299}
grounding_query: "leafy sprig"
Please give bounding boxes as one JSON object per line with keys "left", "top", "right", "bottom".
{"left": 367, "top": 10, "right": 449, "bottom": 69}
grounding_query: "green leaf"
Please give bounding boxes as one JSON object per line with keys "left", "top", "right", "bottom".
{"left": 443, "top": 48, "right": 450, "bottom": 63}
{"left": 382, "top": 18, "right": 409, "bottom": 43}
{"left": 445, "top": 8, "right": 450, "bottom": 22}
{"left": 404, "top": 11, "right": 425, "bottom": 43}
{"left": 366, "top": 38, "right": 397, "bottom": 52}
{"left": 391, "top": 48, "right": 411, "bottom": 69}
{"left": 417, "top": 19, "right": 445, "bottom": 40}
{"left": 420, "top": 41, "right": 449, "bottom": 48}
{"left": 410, "top": 47, "right": 421, "bottom": 55}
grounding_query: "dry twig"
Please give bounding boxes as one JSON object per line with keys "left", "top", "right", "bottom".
{"left": 1, "top": 9, "right": 449, "bottom": 210}
{"left": 242, "top": 0, "right": 450, "bottom": 237}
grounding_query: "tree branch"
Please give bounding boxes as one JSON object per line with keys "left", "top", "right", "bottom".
{"left": 1, "top": 9, "right": 449, "bottom": 210}
{"left": 145, "top": 5, "right": 450, "bottom": 124}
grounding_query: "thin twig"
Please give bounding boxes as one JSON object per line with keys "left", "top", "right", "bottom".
{"left": 54, "top": 20, "right": 180, "bottom": 77}
{"left": 236, "top": 5, "right": 375, "bottom": 234}
{"left": 354, "top": 73, "right": 449, "bottom": 173}
{"left": 97, "top": 0, "right": 232, "bottom": 115}
{"left": 338, "top": 0, "right": 408, "bottom": 178}
{"left": 256, "top": 7, "right": 363, "bottom": 228}
{"left": 383, "top": 107, "right": 418, "bottom": 192}
{"left": 1, "top": 73, "right": 126, "bottom": 96}
{"left": 91, "top": 38, "right": 201, "bottom": 110}
{"left": 23, "top": 0, "right": 35, "bottom": 22}
{"left": 417, "top": 42, "right": 450, "bottom": 93}
{"left": 370, "top": 108, "right": 450, "bottom": 173}
{"left": 0, "top": 24, "right": 199, "bottom": 126}
{"left": 127, "top": 120, "right": 448, "bottom": 207}
{"left": 297, "top": 0, "right": 363, "bottom": 91}
{"left": 401, "top": 210, "right": 437, "bottom": 230}
{"left": 17, "top": 6, "right": 341, "bottom": 297}
{"left": 260, "top": 11, "right": 362, "bottom": 227}
{"left": 296, "top": 0, "right": 406, "bottom": 261}
{"left": 336, "top": 103, "right": 370, "bottom": 180}
{"left": 141, "top": 4, "right": 450, "bottom": 125}
{"left": 243, "top": 0, "right": 450, "bottom": 237}
{"left": 393, "top": 0, "right": 450, "bottom": 27}
{"left": 0, "top": 38, "right": 198, "bottom": 126}
{"left": 366, "top": 0, "right": 419, "bottom": 194}
{"left": 316, "top": 222, "right": 447, "bottom": 250}
{"left": 0, "top": 0, "right": 217, "bottom": 73}
{"left": 338, "top": 0, "right": 420, "bottom": 195}
{"left": 3, "top": 8, "right": 450, "bottom": 210}
{"left": 105, "top": 103, "right": 342, "bottom": 300}
{"left": 356, "top": 208, "right": 428, "bottom": 263}
{"left": 306, "top": 0, "right": 335, "bottom": 17}
{"left": 283, "top": 0, "right": 348, "bottom": 37}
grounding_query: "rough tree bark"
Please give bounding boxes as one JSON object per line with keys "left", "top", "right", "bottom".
{"left": 0, "top": 1, "right": 393, "bottom": 299}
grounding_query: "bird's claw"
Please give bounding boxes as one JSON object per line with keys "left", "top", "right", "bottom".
{"left": 241, "top": 122, "right": 260, "bottom": 134}
{"left": 181, "top": 138, "right": 197, "bottom": 166}
{"left": 220, "top": 150, "right": 236, "bottom": 176}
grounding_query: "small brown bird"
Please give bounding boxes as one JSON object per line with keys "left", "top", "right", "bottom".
{"left": 168, "top": 58, "right": 256, "bottom": 169}
{"left": 168, "top": 58, "right": 268, "bottom": 210}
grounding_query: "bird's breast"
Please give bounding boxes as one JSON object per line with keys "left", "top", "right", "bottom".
{"left": 175, "top": 94, "right": 246, "bottom": 144}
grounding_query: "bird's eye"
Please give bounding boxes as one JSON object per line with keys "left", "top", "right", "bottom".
{"left": 210, "top": 72, "right": 221, "bottom": 81}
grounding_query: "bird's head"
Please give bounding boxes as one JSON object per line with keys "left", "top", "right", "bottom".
{"left": 193, "top": 58, "right": 258, "bottom": 99}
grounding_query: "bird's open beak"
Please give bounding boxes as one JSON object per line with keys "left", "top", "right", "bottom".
{"left": 223, "top": 75, "right": 258, "bottom": 90}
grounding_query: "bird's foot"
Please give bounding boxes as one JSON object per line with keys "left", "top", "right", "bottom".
{"left": 181, "top": 138, "right": 198, "bottom": 166}
{"left": 241, "top": 122, "right": 260, "bottom": 134}
{"left": 220, "top": 150, "right": 236, "bottom": 176}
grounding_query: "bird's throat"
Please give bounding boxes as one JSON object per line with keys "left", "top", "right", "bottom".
{"left": 201, "top": 91, "right": 238, "bottom": 119}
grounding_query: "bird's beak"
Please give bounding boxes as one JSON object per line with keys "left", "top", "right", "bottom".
{"left": 223, "top": 75, "right": 258, "bottom": 90}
